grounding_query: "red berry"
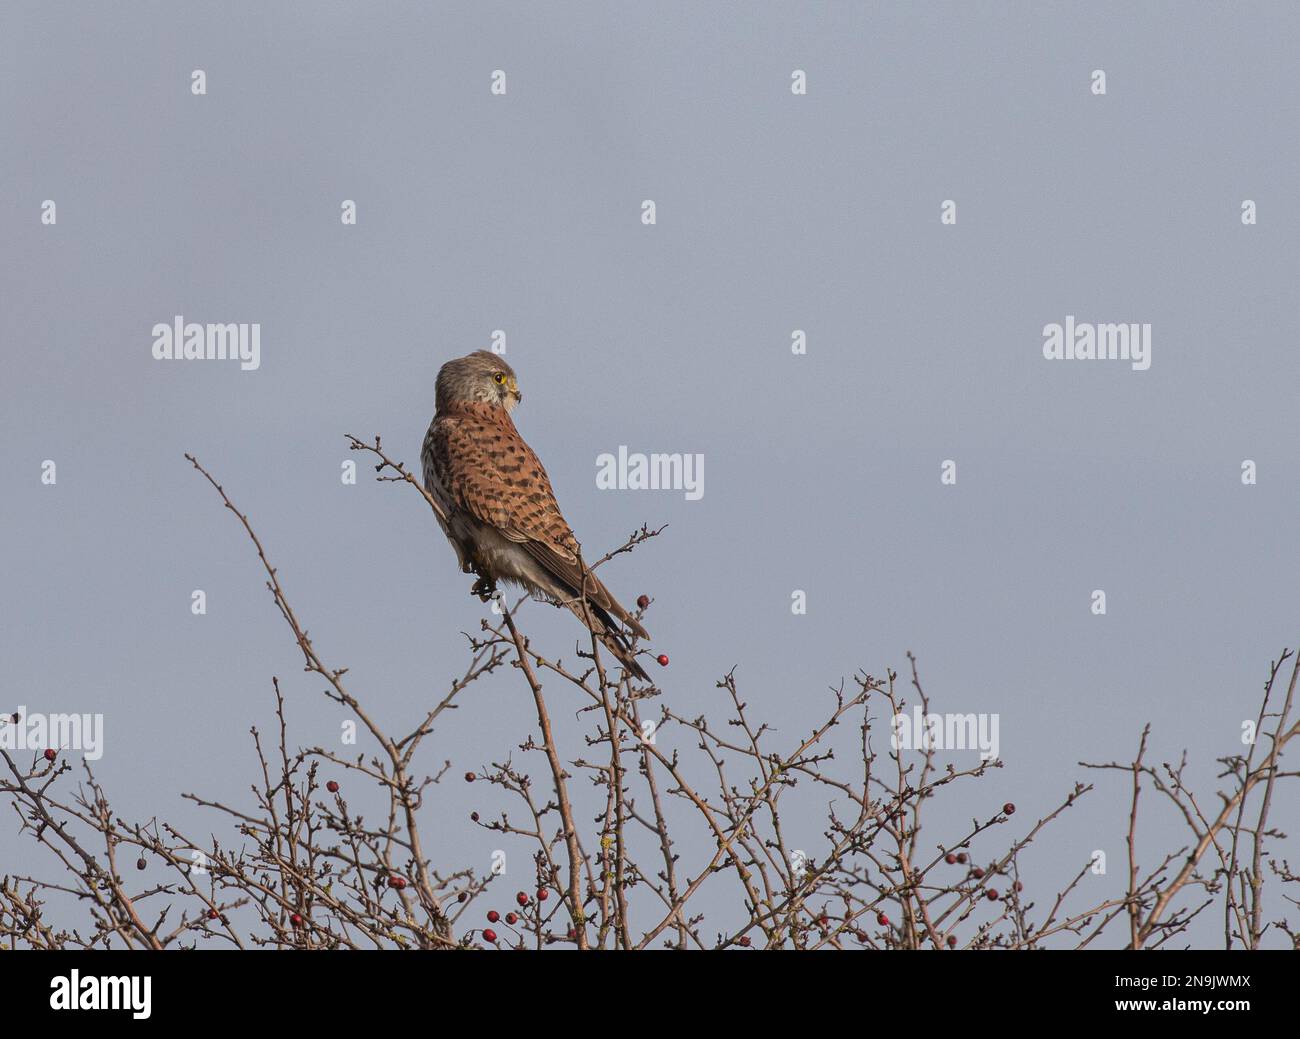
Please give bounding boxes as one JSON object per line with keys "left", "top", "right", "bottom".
{"left": 290, "top": 913, "right": 303, "bottom": 927}
{"left": 136, "top": 858, "right": 147, "bottom": 871}
{"left": 326, "top": 780, "right": 339, "bottom": 793}
{"left": 877, "top": 912, "right": 889, "bottom": 927}
{"left": 536, "top": 888, "right": 548, "bottom": 901}
{"left": 1003, "top": 802, "right": 1016, "bottom": 815}
{"left": 470, "top": 811, "right": 479, "bottom": 822}
{"left": 505, "top": 912, "right": 518, "bottom": 925}
{"left": 637, "top": 594, "right": 650, "bottom": 610}
{"left": 1014, "top": 881, "right": 1023, "bottom": 892}
{"left": 207, "top": 908, "right": 219, "bottom": 920}
{"left": 945, "top": 853, "right": 958, "bottom": 865}
{"left": 818, "top": 915, "right": 829, "bottom": 927}
{"left": 738, "top": 935, "right": 751, "bottom": 947}
{"left": 947, "top": 934, "right": 957, "bottom": 947}
{"left": 457, "top": 892, "right": 468, "bottom": 903}
{"left": 971, "top": 867, "right": 985, "bottom": 879}
{"left": 43, "top": 749, "right": 56, "bottom": 762}
{"left": 388, "top": 875, "right": 407, "bottom": 890}
{"left": 483, "top": 928, "right": 498, "bottom": 943}
{"left": 986, "top": 888, "right": 999, "bottom": 901}
{"left": 487, "top": 910, "right": 500, "bottom": 923}
{"left": 464, "top": 772, "right": 475, "bottom": 782}
{"left": 956, "top": 852, "right": 968, "bottom": 864}
{"left": 656, "top": 654, "right": 669, "bottom": 667}
{"left": 516, "top": 891, "right": 530, "bottom": 906}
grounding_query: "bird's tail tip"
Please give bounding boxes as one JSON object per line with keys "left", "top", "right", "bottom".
{"left": 604, "top": 634, "right": 651, "bottom": 683}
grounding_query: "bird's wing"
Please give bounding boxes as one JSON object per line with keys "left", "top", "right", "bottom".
{"left": 431, "top": 404, "right": 620, "bottom": 612}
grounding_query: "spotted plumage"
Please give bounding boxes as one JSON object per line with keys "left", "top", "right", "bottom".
{"left": 422, "top": 351, "right": 650, "bottom": 680}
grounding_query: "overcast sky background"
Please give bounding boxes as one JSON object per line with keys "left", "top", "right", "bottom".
{"left": 3, "top": 2, "right": 1298, "bottom": 948}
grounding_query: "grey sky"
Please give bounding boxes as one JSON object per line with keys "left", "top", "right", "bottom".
{"left": 3, "top": 2, "right": 1298, "bottom": 946}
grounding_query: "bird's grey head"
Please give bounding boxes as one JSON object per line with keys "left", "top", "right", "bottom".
{"left": 435, "top": 351, "right": 521, "bottom": 414}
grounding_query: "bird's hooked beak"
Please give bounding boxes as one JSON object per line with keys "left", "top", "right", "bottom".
{"left": 508, "top": 376, "right": 522, "bottom": 403}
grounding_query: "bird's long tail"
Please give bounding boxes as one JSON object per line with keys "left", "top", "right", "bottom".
{"left": 565, "top": 599, "right": 650, "bottom": 682}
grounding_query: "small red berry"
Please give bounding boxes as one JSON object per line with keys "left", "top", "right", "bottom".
{"left": 971, "top": 866, "right": 985, "bottom": 879}
{"left": 536, "top": 888, "right": 548, "bottom": 901}
{"left": 656, "top": 654, "right": 669, "bottom": 667}
{"left": 877, "top": 912, "right": 889, "bottom": 927}
{"left": 326, "top": 780, "right": 339, "bottom": 793}
{"left": 487, "top": 910, "right": 500, "bottom": 923}
{"left": 516, "top": 891, "right": 530, "bottom": 906}
{"left": 464, "top": 772, "right": 475, "bottom": 782}
{"left": 470, "top": 811, "right": 479, "bottom": 822}
{"left": 207, "top": 908, "right": 219, "bottom": 920}
{"left": 945, "top": 853, "right": 958, "bottom": 865}
{"left": 136, "top": 858, "right": 147, "bottom": 871}
{"left": 818, "top": 915, "right": 829, "bottom": 927}
{"left": 290, "top": 913, "right": 303, "bottom": 927}
{"left": 956, "top": 852, "right": 968, "bottom": 864}
{"left": 1014, "top": 881, "right": 1023, "bottom": 892}
{"left": 43, "top": 749, "right": 56, "bottom": 762}
{"left": 738, "top": 935, "right": 751, "bottom": 947}
{"left": 986, "top": 888, "right": 999, "bottom": 901}
{"left": 388, "top": 875, "right": 407, "bottom": 890}
{"left": 637, "top": 594, "right": 650, "bottom": 610}
{"left": 947, "top": 934, "right": 957, "bottom": 947}
{"left": 457, "top": 892, "right": 468, "bottom": 903}
{"left": 483, "top": 928, "right": 498, "bottom": 943}
{"left": 505, "top": 912, "right": 518, "bottom": 925}
{"left": 1003, "top": 802, "right": 1016, "bottom": 815}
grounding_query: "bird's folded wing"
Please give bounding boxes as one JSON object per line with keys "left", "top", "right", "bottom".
{"left": 432, "top": 412, "right": 617, "bottom": 611}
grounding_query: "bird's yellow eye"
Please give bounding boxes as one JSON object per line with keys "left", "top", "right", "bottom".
{"left": 493, "top": 372, "right": 506, "bottom": 384}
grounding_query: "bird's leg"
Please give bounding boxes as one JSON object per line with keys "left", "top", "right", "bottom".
{"left": 468, "top": 556, "right": 497, "bottom": 602}
{"left": 470, "top": 573, "right": 498, "bottom": 601}
{"left": 458, "top": 542, "right": 498, "bottom": 601}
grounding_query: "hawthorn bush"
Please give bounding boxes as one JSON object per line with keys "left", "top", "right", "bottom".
{"left": 1, "top": 438, "right": 1296, "bottom": 950}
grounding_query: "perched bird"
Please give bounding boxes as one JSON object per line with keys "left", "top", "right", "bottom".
{"left": 422, "top": 351, "right": 651, "bottom": 680}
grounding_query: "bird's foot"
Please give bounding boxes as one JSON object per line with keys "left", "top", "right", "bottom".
{"left": 471, "top": 574, "right": 498, "bottom": 602}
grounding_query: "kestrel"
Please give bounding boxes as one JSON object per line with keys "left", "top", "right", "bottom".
{"left": 422, "top": 351, "right": 651, "bottom": 680}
